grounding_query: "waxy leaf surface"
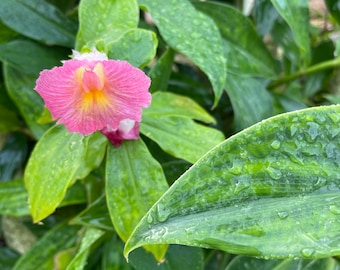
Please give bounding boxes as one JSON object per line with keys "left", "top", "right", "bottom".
{"left": 106, "top": 139, "right": 169, "bottom": 261}
{"left": 139, "top": 0, "right": 226, "bottom": 106}
{"left": 125, "top": 105, "right": 340, "bottom": 259}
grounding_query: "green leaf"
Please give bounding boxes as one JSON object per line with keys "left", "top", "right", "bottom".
{"left": 224, "top": 74, "right": 274, "bottom": 130}
{"left": 144, "top": 92, "right": 216, "bottom": 124}
{"left": 76, "top": 0, "right": 138, "bottom": 50}
{"left": 71, "top": 196, "right": 113, "bottom": 231}
{"left": 0, "top": 107, "right": 20, "bottom": 132}
{"left": 24, "top": 125, "right": 87, "bottom": 222}
{"left": 139, "top": 0, "right": 226, "bottom": 106}
{"left": 0, "top": 21, "right": 18, "bottom": 44}
{"left": 226, "top": 256, "right": 340, "bottom": 270}
{"left": 252, "top": 0, "right": 279, "bottom": 36}
{"left": 0, "top": 133, "right": 27, "bottom": 181}
{"left": 3, "top": 64, "right": 52, "bottom": 138}
{"left": 0, "top": 179, "right": 87, "bottom": 217}
{"left": 13, "top": 222, "right": 80, "bottom": 270}
{"left": 0, "top": 0, "right": 77, "bottom": 47}
{"left": 141, "top": 116, "right": 224, "bottom": 163}
{"left": 129, "top": 245, "right": 204, "bottom": 270}
{"left": 0, "top": 39, "right": 69, "bottom": 75}
{"left": 271, "top": 0, "right": 311, "bottom": 65}
{"left": 107, "top": 28, "right": 157, "bottom": 67}
{"left": 149, "top": 48, "right": 175, "bottom": 93}
{"left": 193, "top": 1, "right": 276, "bottom": 77}
{"left": 106, "top": 139, "right": 169, "bottom": 261}
{"left": 0, "top": 179, "right": 29, "bottom": 216}
{"left": 125, "top": 105, "right": 340, "bottom": 259}
{"left": 66, "top": 227, "right": 105, "bottom": 270}
{"left": 0, "top": 248, "right": 20, "bottom": 270}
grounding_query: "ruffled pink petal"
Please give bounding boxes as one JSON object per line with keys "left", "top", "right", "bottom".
{"left": 35, "top": 55, "right": 151, "bottom": 137}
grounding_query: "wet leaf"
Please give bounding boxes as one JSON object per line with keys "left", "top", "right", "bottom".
{"left": 141, "top": 116, "right": 224, "bottom": 163}
{"left": 0, "top": 0, "right": 77, "bottom": 47}
{"left": 125, "top": 105, "right": 340, "bottom": 259}
{"left": 106, "top": 139, "right": 169, "bottom": 261}
{"left": 76, "top": 0, "right": 138, "bottom": 49}
{"left": 194, "top": 1, "right": 276, "bottom": 77}
{"left": 140, "top": 0, "right": 226, "bottom": 106}
{"left": 107, "top": 28, "right": 157, "bottom": 68}
{"left": 25, "top": 125, "right": 90, "bottom": 222}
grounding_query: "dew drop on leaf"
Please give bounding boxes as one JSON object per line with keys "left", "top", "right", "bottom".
{"left": 270, "top": 140, "right": 281, "bottom": 150}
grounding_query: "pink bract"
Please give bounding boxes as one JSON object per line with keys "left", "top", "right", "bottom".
{"left": 35, "top": 50, "right": 151, "bottom": 146}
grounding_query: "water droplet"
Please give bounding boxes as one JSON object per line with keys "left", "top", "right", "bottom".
{"left": 240, "top": 151, "right": 247, "bottom": 159}
{"left": 267, "top": 167, "right": 282, "bottom": 180}
{"left": 329, "top": 204, "right": 340, "bottom": 215}
{"left": 229, "top": 160, "right": 242, "bottom": 175}
{"left": 277, "top": 211, "right": 289, "bottom": 220}
{"left": 327, "top": 112, "right": 340, "bottom": 124}
{"left": 270, "top": 140, "right": 281, "bottom": 150}
{"left": 156, "top": 204, "right": 171, "bottom": 222}
{"left": 68, "top": 141, "right": 78, "bottom": 151}
{"left": 301, "top": 248, "right": 315, "bottom": 258}
{"left": 307, "top": 122, "right": 319, "bottom": 140}
{"left": 146, "top": 213, "right": 153, "bottom": 224}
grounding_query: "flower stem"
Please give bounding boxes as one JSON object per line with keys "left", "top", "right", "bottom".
{"left": 268, "top": 57, "right": 340, "bottom": 89}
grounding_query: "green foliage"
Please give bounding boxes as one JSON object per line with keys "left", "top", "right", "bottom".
{"left": 1, "top": 0, "right": 340, "bottom": 269}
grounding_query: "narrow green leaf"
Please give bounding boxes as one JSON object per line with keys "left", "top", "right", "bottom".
{"left": 194, "top": 1, "right": 276, "bottom": 77}
{"left": 271, "top": 0, "right": 311, "bottom": 65}
{"left": 125, "top": 105, "right": 340, "bottom": 259}
{"left": 252, "top": 0, "right": 279, "bottom": 36}
{"left": 0, "top": 179, "right": 29, "bottom": 216}
{"left": 66, "top": 227, "right": 105, "bottom": 270}
{"left": 107, "top": 28, "right": 157, "bottom": 67}
{"left": 71, "top": 196, "right": 113, "bottom": 231}
{"left": 3, "top": 64, "right": 52, "bottom": 138}
{"left": 24, "top": 125, "right": 86, "bottom": 222}
{"left": 13, "top": 222, "right": 80, "bottom": 270}
{"left": 139, "top": 0, "right": 226, "bottom": 106}
{"left": 106, "top": 139, "right": 168, "bottom": 261}
{"left": 0, "top": 0, "right": 77, "bottom": 47}
{"left": 224, "top": 74, "right": 274, "bottom": 130}
{"left": 141, "top": 116, "right": 224, "bottom": 163}
{"left": 76, "top": 0, "right": 138, "bottom": 50}
{"left": 0, "top": 39, "right": 69, "bottom": 75}
{"left": 0, "top": 133, "right": 27, "bottom": 181}
{"left": 326, "top": 0, "right": 340, "bottom": 25}
{"left": 144, "top": 92, "right": 216, "bottom": 124}
{"left": 149, "top": 48, "right": 175, "bottom": 93}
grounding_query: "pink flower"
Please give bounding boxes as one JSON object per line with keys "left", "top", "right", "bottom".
{"left": 35, "top": 49, "right": 151, "bottom": 146}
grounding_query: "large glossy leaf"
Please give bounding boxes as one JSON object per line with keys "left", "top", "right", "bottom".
{"left": 271, "top": 0, "right": 311, "bottom": 65}
{"left": 139, "top": 0, "right": 226, "bottom": 106}
{"left": 12, "top": 222, "right": 80, "bottom": 270}
{"left": 76, "top": 0, "right": 138, "bottom": 49}
{"left": 125, "top": 105, "right": 340, "bottom": 259}
{"left": 0, "top": 39, "right": 69, "bottom": 75}
{"left": 106, "top": 139, "right": 169, "bottom": 261}
{"left": 25, "top": 125, "right": 89, "bottom": 222}
{"left": 193, "top": 1, "right": 276, "bottom": 77}
{"left": 0, "top": 0, "right": 77, "bottom": 47}
{"left": 224, "top": 74, "right": 274, "bottom": 130}
{"left": 141, "top": 116, "right": 224, "bottom": 163}
{"left": 3, "top": 64, "right": 51, "bottom": 138}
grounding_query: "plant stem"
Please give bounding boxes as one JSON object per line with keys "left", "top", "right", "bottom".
{"left": 268, "top": 57, "right": 340, "bottom": 89}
